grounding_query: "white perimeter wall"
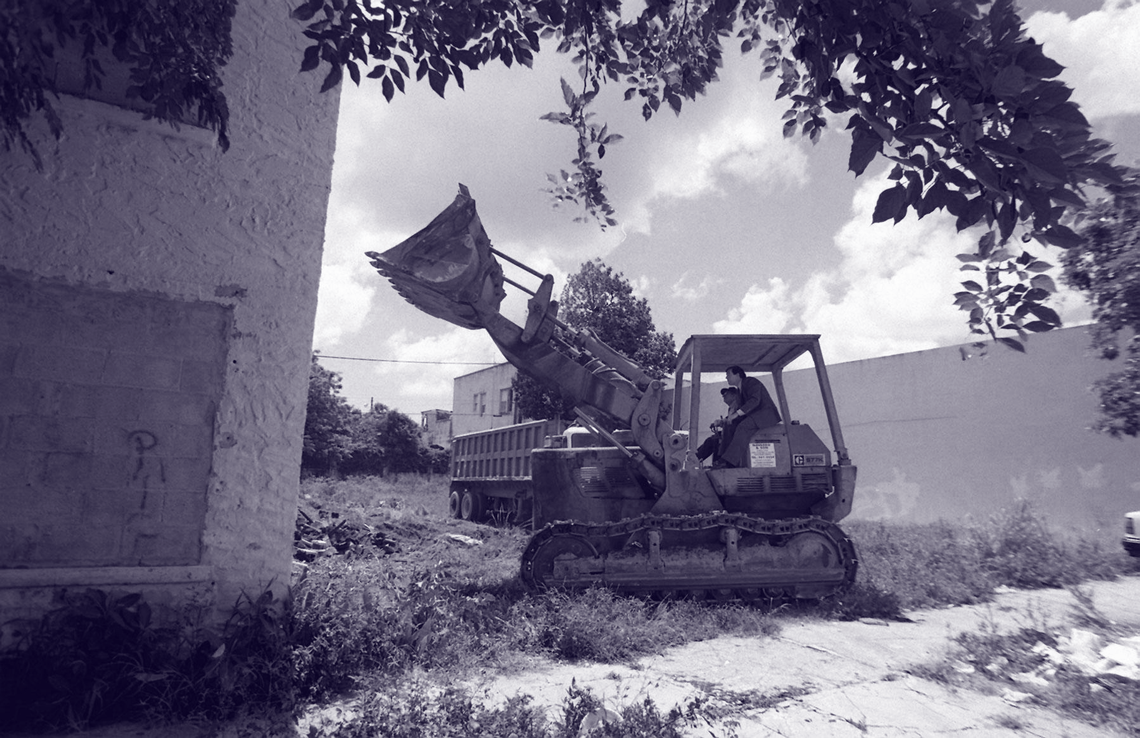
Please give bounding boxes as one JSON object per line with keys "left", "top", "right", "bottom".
{"left": 780, "top": 326, "right": 1140, "bottom": 532}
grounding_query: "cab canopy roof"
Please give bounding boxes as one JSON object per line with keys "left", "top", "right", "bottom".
{"left": 675, "top": 335, "right": 823, "bottom": 376}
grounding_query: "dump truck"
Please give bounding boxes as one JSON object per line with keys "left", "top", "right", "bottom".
{"left": 367, "top": 185, "right": 857, "bottom": 599}
{"left": 448, "top": 418, "right": 563, "bottom": 525}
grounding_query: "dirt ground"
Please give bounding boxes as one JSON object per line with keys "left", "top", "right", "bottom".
{"left": 444, "top": 576, "right": 1140, "bottom": 738}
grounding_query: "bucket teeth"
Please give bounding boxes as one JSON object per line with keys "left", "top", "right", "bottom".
{"left": 366, "top": 183, "right": 506, "bottom": 330}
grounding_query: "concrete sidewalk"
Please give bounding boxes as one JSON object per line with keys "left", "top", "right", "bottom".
{"left": 464, "top": 577, "right": 1140, "bottom": 737}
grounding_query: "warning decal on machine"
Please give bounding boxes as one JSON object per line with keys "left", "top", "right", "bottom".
{"left": 749, "top": 442, "right": 777, "bottom": 468}
{"left": 793, "top": 453, "right": 827, "bottom": 466}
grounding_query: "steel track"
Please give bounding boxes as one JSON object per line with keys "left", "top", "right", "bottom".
{"left": 519, "top": 513, "right": 858, "bottom": 600}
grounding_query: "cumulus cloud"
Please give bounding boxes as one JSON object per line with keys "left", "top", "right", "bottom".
{"left": 375, "top": 327, "right": 503, "bottom": 410}
{"left": 617, "top": 67, "right": 812, "bottom": 236}
{"left": 1026, "top": 1, "right": 1140, "bottom": 119}
{"left": 313, "top": 262, "right": 376, "bottom": 347}
{"left": 647, "top": 112, "right": 810, "bottom": 203}
{"left": 671, "top": 272, "right": 720, "bottom": 302}
{"left": 715, "top": 174, "right": 1092, "bottom": 364}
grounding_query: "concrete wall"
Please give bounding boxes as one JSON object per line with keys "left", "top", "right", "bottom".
{"left": 452, "top": 364, "right": 521, "bottom": 437}
{"left": 780, "top": 326, "right": 1140, "bottom": 531}
{"left": 0, "top": 1, "right": 339, "bottom": 622}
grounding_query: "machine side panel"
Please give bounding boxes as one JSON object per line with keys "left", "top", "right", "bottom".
{"left": 531, "top": 448, "right": 656, "bottom": 529}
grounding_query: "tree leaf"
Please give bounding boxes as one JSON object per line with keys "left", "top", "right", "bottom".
{"left": 872, "top": 185, "right": 908, "bottom": 224}
{"left": 997, "top": 336, "right": 1026, "bottom": 352}
{"left": 319, "top": 63, "right": 342, "bottom": 93}
{"left": 300, "top": 44, "right": 321, "bottom": 72}
{"left": 1039, "top": 225, "right": 1082, "bottom": 249}
{"left": 848, "top": 125, "right": 881, "bottom": 175}
{"left": 1022, "top": 148, "right": 1067, "bottom": 184}
{"left": 1027, "top": 302, "right": 1061, "bottom": 325}
{"left": 428, "top": 70, "right": 447, "bottom": 97}
{"left": 1030, "top": 274, "right": 1057, "bottom": 293}
{"left": 991, "top": 64, "right": 1026, "bottom": 97}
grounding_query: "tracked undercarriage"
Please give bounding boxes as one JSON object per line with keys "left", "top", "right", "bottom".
{"left": 521, "top": 513, "right": 858, "bottom": 599}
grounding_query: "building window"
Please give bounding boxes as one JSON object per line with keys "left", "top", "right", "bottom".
{"left": 499, "top": 387, "right": 512, "bottom": 415}
{"left": 479, "top": 392, "right": 487, "bottom": 416}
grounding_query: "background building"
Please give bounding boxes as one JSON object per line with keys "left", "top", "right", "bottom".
{"left": 452, "top": 363, "right": 522, "bottom": 437}
{"left": 420, "top": 409, "right": 453, "bottom": 449}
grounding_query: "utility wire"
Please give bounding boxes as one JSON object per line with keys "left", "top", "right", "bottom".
{"left": 317, "top": 354, "right": 499, "bottom": 367}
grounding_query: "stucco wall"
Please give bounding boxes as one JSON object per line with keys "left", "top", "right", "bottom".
{"left": 0, "top": 1, "right": 339, "bottom": 620}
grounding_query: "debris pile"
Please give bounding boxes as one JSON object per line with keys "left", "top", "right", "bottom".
{"left": 1060, "top": 628, "right": 1140, "bottom": 682}
{"left": 953, "top": 626, "right": 1140, "bottom": 706}
{"left": 294, "top": 507, "right": 399, "bottom": 562}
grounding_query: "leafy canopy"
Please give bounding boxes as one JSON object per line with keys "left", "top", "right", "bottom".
{"left": 304, "top": 355, "right": 446, "bottom": 476}
{"left": 1, "top": 0, "right": 235, "bottom": 167}
{"left": 513, "top": 258, "right": 676, "bottom": 421}
{"left": 1062, "top": 174, "right": 1140, "bottom": 438}
{"left": 294, "top": 0, "right": 1129, "bottom": 348}
{"left": 303, "top": 354, "right": 357, "bottom": 475}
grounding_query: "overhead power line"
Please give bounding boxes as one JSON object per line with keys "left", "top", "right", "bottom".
{"left": 317, "top": 354, "right": 499, "bottom": 367}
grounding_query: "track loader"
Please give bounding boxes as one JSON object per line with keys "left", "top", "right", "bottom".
{"left": 367, "top": 185, "right": 857, "bottom": 599}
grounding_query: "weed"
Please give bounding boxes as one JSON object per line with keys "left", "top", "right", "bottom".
{"left": 846, "top": 500, "right": 1131, "bottom": 611}
{"left": 318, "top": 679, "right": 728, "bottom": 738}
{"left": 993, "top": 713, "right": 1025, "bottom": 730}
{"left": 923, "top": 610, "right": 1140, "bottom": 736}
{"left": 816, "top": 581, "right": 904, "bottom": 621}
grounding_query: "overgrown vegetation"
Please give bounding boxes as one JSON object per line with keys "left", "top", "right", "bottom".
{"left": 846, "top": 499, "right": 1135, "bottom": 612}
{"left": 303, "top": 355, "right": 450, "bottom": 477}
{"left": 3, "top": 476, "right": 1136, "bottom": 733}
{"left": 0, "top": 587, "right": 293, "bottom": 733}
{"left": 315, "top": 680, "right": 724, "bottom": 738}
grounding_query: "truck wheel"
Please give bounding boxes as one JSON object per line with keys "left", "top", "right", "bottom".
{"left": 460, "top": 490, "right": 484, "bottom": 522}
{"left": 448, "top": 491, "right": 461, "bottom": 519}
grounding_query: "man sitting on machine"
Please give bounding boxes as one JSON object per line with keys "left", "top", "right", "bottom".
{"left": 697, "top": 386, "right": 740, "bottom": 464}
{"left": 716, "top": 365, "right": 782, "bottom": 468}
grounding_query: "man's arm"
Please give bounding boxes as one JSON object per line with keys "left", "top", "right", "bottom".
{"left": 733, "top": 377, "right": 763, "bottom": 417}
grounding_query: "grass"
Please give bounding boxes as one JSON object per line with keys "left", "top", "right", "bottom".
{"left": 843, "top": 498, "right": 1137, "bottom": 612}
{"left": 291, "top": 475, "right": 779, "bottom": 703}
{"left": 287, "top": 476, "right": 1139, "bottom": 737}
{"left": 3, "top": 473, "right": 1137, "bottom": 734}
{"left": 308, "top": 679, "right": 730, "bottom": 738}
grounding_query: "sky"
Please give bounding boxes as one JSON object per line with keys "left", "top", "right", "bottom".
{"left": 312, "top": 0, "right": 1140, "bottom": 416}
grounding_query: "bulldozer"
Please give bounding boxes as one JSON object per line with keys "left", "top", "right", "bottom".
{"left": 367, "top": 185, "right": 857, "bottom": 599}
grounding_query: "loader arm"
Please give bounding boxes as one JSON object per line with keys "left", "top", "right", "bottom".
{"left": 366, "top": 185, "right": 671, "bottom": 487}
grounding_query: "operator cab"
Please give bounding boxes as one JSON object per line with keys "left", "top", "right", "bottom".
{"left": 672, "top": 335, "right": 855, "bottom": 519}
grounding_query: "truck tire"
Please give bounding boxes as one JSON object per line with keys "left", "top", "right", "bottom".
{"left": 448, "top": 490, "right": 461, "bottom": 519}
{"left": 460, "top": 490, "right": 484, "bottom": 522}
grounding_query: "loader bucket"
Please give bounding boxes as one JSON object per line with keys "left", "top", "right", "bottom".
{"left": 366, "top": 184, "right": 506, "bottom": 330}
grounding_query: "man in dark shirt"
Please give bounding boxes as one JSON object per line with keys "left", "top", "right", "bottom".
{"left": 717, "top": 365, "right": 782, "bottom": 467}
{"left": 696, "top": 386, "right": 740, "bottom": 463}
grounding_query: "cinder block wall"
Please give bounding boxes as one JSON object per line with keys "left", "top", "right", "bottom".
{"left": 0, "top": 1, "right": 339, "bottom": 622}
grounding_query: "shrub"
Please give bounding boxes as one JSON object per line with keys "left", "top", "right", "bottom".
{"left": 0, "top": 588, "right": 293, "bottom": 733}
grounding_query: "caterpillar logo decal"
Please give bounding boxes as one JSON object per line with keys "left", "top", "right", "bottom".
{"left": 793, "top": 453, "right": 827, "bottom": 466}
